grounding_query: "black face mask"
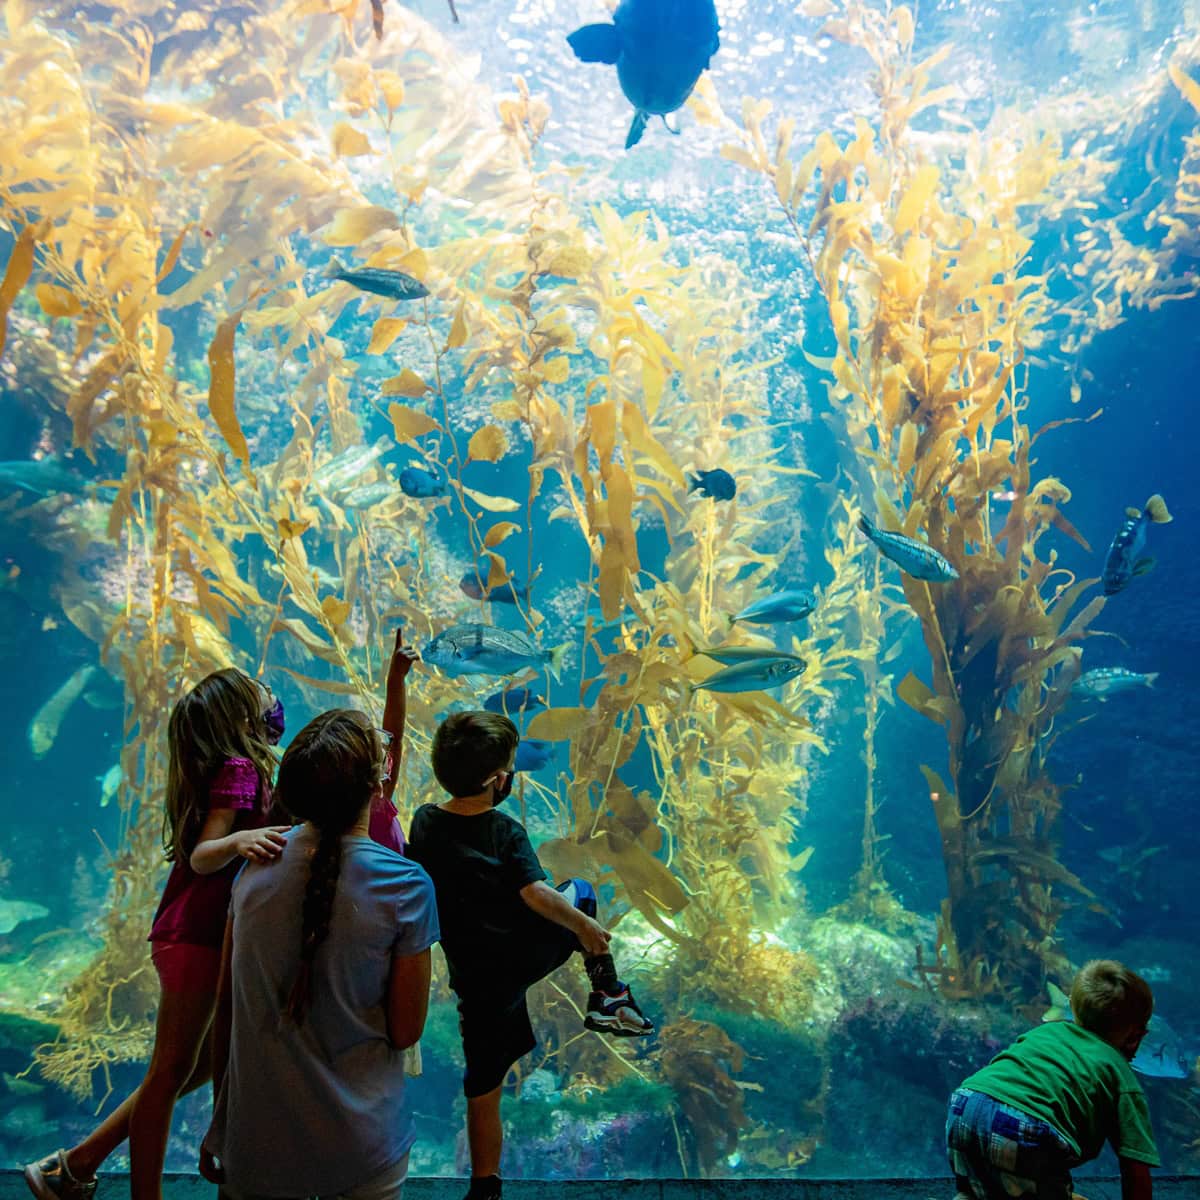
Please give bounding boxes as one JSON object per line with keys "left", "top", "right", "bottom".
{"left": 263, "top": 697, "right": 286, "bottom": 745}
{"left": 491, "top": 771, "right": 515, "bottom": 807}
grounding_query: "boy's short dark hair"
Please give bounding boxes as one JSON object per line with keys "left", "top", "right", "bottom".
{"left": 1070, "top": 959, "right": 1153, "bottom": 1035}
{"left": 431, "top": 711, "right": 519, "bottom": 798}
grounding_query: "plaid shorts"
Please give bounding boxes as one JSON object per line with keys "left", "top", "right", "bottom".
{"left": 946, "top": 1088, "right": 1081, "bottom": 1200}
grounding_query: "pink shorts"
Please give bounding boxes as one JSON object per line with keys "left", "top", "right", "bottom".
{"left": 151, "top": 941, "right": 222, "bottom": 995}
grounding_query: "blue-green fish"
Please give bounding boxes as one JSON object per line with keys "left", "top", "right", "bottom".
{"left": 423, "top": 623, "right": 567, "bottom": 682}
{"left": 324, "top": 257, "right": 430, "bottom": 301}
{"left": 699, "top": 645, "right": 805, "bottom": 666}
{"left": 0, "top": 457, "right": 89, "bottom": 497}
{"left": 567, "top": 0, "right": 720, "bottom": 149}
{"left": 341, "top": 481, "right": 395, "bottom": 510}
{"left": 693, "top": 656, "right": 807, "bottom": 694}
{"left": 730, "top": 590, "right": 816, "bottom": 625}
{"left": 1073, "top": 667, "right": 1158, "bottom": 699}
{"left": 858, "top": 515, "right": 958, "bottom": 582}
{"left": 1102, "top": 494, "right": 1171, "bottom": 596}
{"left": 313, "top": 438, "right": 390, "bottom": 492}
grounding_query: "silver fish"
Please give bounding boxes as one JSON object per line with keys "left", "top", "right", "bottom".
{"left": 858, "top": 515, "right": 958, "bottom": 582}
{"left": 692, "top": 656, "right": 807, "bottom": 694}
{"left": 730, "top": 589, "right": 816, "bottom": 625}
{"left": 313, "top": 438, "right": 390, "bottom": 493}
{"left": 1073, "top": 667, "right": 1158, "bottom": 699}
{"left": 698, "top": 645, "right": 806, "bottom": 667}
{"left": 341, "top": 481, "right": 395, "bottom": 510}
{"left": 423, "top": 623, "right": 568, "bottom": 682}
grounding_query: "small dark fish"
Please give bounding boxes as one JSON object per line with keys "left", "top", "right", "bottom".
{"left": 324, "top": 256, "right": 429, "bottom": 301}
{"left": 460, "top": 569, "right": 529, "bottom": 607}
{"left": 567, "top": 0, "right": 720, "bottom": 149}
{"left": 858, "top": 514, "right": 958, "bottom": 583}
{"left": 692, "top": 656, "right": 808, "bottom": 694}
{"left": 398, "top": 466, "right": 446, "bottom": 498}
{"left": 371, "top": 0, "right": 385, "bottom": 39}
{"left": 515, "top": 738, "right": 554, "bottom": 772}
{"left": 1102, "top": 494, "right": 1171, "bottom": 596}
{"left": 731, "top": 590, "right": 816, "bottom": 625}
{"left": 483, "top": 687, "right": 547, "bottom": 716}
{"left": 689, "top": 468, "right": 736, "bottom": 501}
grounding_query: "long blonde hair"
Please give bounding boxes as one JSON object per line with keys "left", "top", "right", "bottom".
{"left": 163, "top": 668, "right": 276, "bottom": 863}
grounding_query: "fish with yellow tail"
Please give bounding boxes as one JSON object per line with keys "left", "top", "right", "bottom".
{"left": 1102, "top": 493, "right": 1172, "bottom": 596}
{"left": 423, "top": 623, "right": 568, "bottom": 682}
{"left": 858, "top": 514, "right": 959, "bottom": 583}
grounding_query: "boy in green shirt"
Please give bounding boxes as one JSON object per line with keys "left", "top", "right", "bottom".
{"left": 946, "top": 960, "right": 1158, "bottom": 1200}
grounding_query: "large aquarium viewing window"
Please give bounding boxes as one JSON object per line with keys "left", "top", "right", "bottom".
{"left": 0, "top": 0, "right": 1197, "bottom": 1188}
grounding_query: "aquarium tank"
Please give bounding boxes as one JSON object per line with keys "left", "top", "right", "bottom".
{"left": 1, "top": 0, "right": 1198, "bottom": 1183}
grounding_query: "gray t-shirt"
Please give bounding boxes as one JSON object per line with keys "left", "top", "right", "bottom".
{"left": 211, "top": 826, "right": 439, "bottom": 1196}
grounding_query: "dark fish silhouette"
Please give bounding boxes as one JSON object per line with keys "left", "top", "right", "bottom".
{"left": 324, "top": 257, "right": 429, "bottom": 301}
{"left": 460, "top": 569, "right": 529, "bottom": 606}
{"left": 567, "top": 0, "right": 720, "bottom": 149}
{"left": 398, "top": 466, "right": 446, "bottom": 498}
{"left": 689, "top": 468, "right": 736, "bottom": 501}
{"left": 515, "top": 738, "right": 554, "bottom": 772}
{"left": 1102, "top": 493, "right": 1171, "bottom": 596}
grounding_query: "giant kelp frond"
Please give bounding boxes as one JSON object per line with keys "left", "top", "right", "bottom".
{"left": 720, "top": 0, "right": 1105, "bottom": 1001}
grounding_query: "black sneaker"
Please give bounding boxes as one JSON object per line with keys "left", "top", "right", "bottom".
{"left": 585, "top": 983, "right": 654, "bottom": 1037}
{"left": 24, "top": 1152, "right": 96, "bottom": 1200}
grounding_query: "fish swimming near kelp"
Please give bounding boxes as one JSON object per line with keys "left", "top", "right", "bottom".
{"left": 689, "top": 468, "right": 736, "bottom": 501}
{"left": 1102, "top": 494, "right": 1171, "bottom": 596}
{"left": 340, "top": 481, "right": 396, "bottom": 511}
{"left": 324, "top": 257, "right": 430, "bottom": 301}
{"left": 515, "top": 738, "right": 554, "bottom": 772}
{"left": 0, "top": 457, "right": 90, "bottom": 498}
{"left": 698, "top": 645, "right": 806, "bottom": 667}
{"left": 460, "top": 569, "right": 529, "bottom": 607}
{"left": 313, "top": 438, "right": 391, "bottom": 493}
{"left": 29, "top": 664, "right": 96, "bottom": 758}
{"left": 1073, "top": 667, "right": 1158, "bottom": 699}
{"left": 398, "top": 465, "right": 447, "bottom": 498}
{"left": 692, "top": 656, "right": 808, "bottom": 694}
{"left": 731, "top": 590, "right": 816, "bottom": 625}
{"left": 483, "top": 687, "right": 547, "bottom": 717}
{"left": 567, "top": 0, "right": 720, "bottom": 149}
{"left": 423, "top": 623, "right": 568, "bottom": 681}
{"left": 858, "top": 515, "right": 959, "bottom": 582}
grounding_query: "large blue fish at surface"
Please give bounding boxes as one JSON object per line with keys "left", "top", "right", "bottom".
{"left": 567, "top": 0, "right": 721, "bottom": 150}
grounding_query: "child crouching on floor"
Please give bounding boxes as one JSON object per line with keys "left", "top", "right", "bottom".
{"left": 946, "top": 959, "right": 1159, "bottom": 1200}
{"left": 407, "top": 711, "right": 653, "bottom": 1200}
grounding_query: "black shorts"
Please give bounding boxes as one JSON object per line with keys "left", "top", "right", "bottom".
{"left": 455, "top": 879, "right": 596, "bottom": 1097}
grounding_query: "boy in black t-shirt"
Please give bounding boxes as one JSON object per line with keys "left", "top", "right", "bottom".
{"left": 407, "top": 711, "right": 652, "bottom": 1200}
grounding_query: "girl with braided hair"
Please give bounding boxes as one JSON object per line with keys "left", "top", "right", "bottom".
{"left": 201, "top": 701, "right": 438, "bottom": 1200}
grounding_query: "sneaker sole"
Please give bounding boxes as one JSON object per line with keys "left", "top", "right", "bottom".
{"left": 585, "top": 1015, "right": 654, "bottom": 1037}
{"left": 24, "top": 1164, "right": 59, "bottom": 1200}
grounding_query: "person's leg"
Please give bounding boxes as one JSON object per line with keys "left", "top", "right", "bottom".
{"left": 64, "top": 1038, "right": 211, "bottom": 1180}
{"left": 465, "top": 1088, "right": 503, "bottom": 1197}
{"left": 128, "top": 982, "right": 217, "bottom": 1200}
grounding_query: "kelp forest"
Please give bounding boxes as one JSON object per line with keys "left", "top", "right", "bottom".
{"left": 1, "top": 0, "right": 1199, "bottom": 1178}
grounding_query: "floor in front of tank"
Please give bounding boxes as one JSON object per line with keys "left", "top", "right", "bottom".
{"left": 5, "top": 1174, "right": 1200, "bottom": 1199}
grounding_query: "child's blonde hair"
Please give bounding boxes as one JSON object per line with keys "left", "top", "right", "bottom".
{"left": 1070, "top": 959, "right": 1153, "bottom": 1036}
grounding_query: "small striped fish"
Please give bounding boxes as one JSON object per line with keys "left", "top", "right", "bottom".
{"left": 858, "top": 515, "right": 958, "bottom": 583}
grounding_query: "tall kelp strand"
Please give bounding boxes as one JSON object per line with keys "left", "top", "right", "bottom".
{"left": 0, "top": 0, "right": 854, "bottom": 1164}
{"left": 721, "top": 0, "right": 1108, "bottom": 1001}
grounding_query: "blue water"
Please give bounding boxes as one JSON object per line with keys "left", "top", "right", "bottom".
{"left": 1, "top": 0, "right": 1199, "bottom": 1183}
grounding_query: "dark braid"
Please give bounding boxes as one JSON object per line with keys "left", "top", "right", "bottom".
{"left": 274, "top": 709, "right": 380, "bottom": 1025}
